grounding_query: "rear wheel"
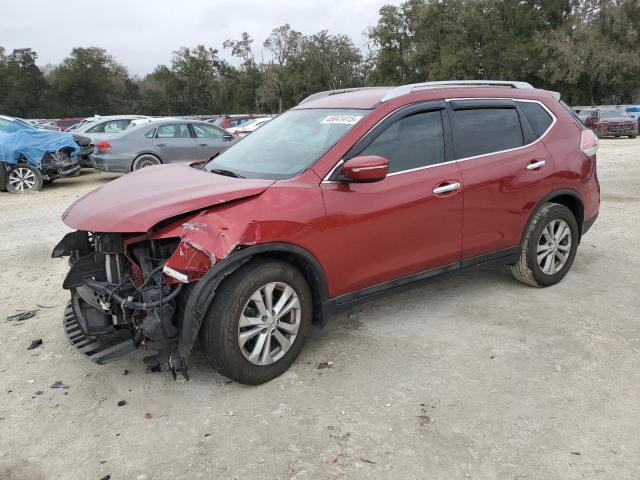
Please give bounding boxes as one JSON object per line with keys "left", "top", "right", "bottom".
{"left": 199, "top": 260, "right": 313, "bottom": 385}
{"left": 132, "top": 154, "right": 161, "bottom": 171}
{"left": 6, "top": 165, "right": 43, "bottom": 193}
{"left": 511, "top": 203, "right": 579, "bottom": 287}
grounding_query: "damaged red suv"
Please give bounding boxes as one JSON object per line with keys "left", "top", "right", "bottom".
{"left": 53, "top": 81, "right": 600, "bottom": 384}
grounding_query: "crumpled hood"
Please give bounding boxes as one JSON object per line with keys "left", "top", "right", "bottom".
{"left": 62, "top": 165, "right": 275, "bottom": 233}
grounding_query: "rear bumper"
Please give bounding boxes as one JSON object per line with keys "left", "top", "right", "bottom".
{"left": 90, "top": 154, "right": 131, "bottom": 173}
{"left": 582, "top": 212, "right": 598, "bottom": 236}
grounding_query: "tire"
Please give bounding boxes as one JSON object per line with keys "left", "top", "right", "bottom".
{"left": 199, "top": 259, "right": 313, "bottom": 385}
{"left": 629, "top": 134, "right": 637, "bottom": 139}
{"left": 511, "top": 203, "right": 579, "bottom": 288}
{"left": 132, "top": 154, "right": 161, "bottom": 171}
{"left": 5, "top": 164, "right": 43, "bottom": 193}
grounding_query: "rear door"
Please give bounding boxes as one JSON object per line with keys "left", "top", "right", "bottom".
{"left": 153, "top": 123, "right": 197, "bottom": 164}
{"left": 449, "top": 99, "right": 556, "bottom": 260}
{"left": 190, "top": 123, "right": 235, "bottom": 160}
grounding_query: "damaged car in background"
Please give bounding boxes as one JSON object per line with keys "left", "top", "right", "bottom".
{"left": 53, "top": 81, "right": 600, "bottom": 384}
{"left": 0, "top": 115, "right": 82, "bottom": 193}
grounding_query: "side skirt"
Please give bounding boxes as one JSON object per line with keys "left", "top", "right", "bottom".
{"left": 322, "top": 246, "right": 520, "bottom": 314}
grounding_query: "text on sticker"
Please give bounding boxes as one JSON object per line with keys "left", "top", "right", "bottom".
{"left": 321, "top": 115, "right": 363, "bottom": 125}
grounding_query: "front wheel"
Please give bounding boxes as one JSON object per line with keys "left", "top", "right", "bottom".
{"left": 511, "top": 203, "right": 579, "bottom": 287}
{"left": 199, "top": 260, "right": 313, "bottom": 385}
{"left": 6, "top": 164, "right": 43, "bottom": 193}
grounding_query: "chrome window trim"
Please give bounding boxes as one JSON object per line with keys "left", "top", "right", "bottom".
{"left": 321, "top": 98, "right": 557, "bottom": 184}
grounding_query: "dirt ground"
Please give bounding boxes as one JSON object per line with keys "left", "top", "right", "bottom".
{"left": 1, "top": 138, "right": 639, "bottom": 480}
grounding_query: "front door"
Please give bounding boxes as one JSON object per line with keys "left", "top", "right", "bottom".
{"left": 320, "top": 106, "right": 463, "bottom": 297}
{"left": 190, "top": 123, "right": 235, "bottom": 160}
{"left": 153, "top": 123, "right": 197, "bottom": 164}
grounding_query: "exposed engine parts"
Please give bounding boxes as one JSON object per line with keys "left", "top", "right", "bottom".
{"left": 53, "top": 231, "right": 188, "bottom": 380}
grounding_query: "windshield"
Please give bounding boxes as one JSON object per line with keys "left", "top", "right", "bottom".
{"left": 600, "top": 110, "right": 629, "bottom": 119}
{"left": 206, "top": 109, "right": 370, "bottom": 179}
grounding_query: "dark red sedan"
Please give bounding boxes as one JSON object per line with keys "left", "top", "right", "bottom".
{"left": 53, "top": 81, "right": 600, "bottom": 384}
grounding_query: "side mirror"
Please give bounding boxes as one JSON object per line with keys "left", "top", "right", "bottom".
{"left": 341, "top": 155, "right": 389, "bottom": 183}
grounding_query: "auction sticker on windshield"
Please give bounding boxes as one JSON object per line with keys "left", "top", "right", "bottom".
{"left": 321, "top": 115, "right": 363, "bottom": 125}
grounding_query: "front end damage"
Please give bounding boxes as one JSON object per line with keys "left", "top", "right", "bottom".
{"left": 52, "top": 230, "right": 216, "bottom": 380}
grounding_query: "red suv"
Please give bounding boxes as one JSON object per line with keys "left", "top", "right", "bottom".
{"left": 584, "top": 108, "right": 638, "bottom": 138}
{"left": 53, "top": 81, "right": 600, "bottom": 384}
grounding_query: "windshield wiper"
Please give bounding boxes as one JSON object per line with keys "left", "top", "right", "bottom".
{"left": 209, "top": 168, "right": 245, "bottom": 179}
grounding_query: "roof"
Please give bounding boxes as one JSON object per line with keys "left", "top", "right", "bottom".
{"left": 296, "top": 81, "right": 539, "bottom": 109}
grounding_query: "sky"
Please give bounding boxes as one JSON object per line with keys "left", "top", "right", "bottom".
{"left": 0, "top": 0, "right": 400, "bottom": 77}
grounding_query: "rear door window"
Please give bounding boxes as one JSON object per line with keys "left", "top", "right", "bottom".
{"left": 450, "top": 108, "right": 524, "bottom": 159}
{"left": 156, "top": 123, "right": 192, "bottom": 138}
{"left": 359, "top": 110, "right": 445, "bottom": 174}
{"left": 519, "top": 102, "right": 553, "bottom": 138}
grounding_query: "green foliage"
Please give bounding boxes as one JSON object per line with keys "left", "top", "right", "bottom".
{"left": 1, "top": 1, "right": 639, "bottom": 118}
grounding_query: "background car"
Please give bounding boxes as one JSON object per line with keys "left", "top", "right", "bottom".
{"left": 584, "top": 109, "right": 638, "bottom": 138}
{"left": 0, "top": 116, "right": 80, "bottom": 193}
{"left": 575, "top": 108, "right": 595, "bottom": 125}
{"left": 226, "top": 117, "right": 273, "bottom": 136}
{"left": 71, "top": 115, "right": 151, "bottom": 166}
{"left": 207, "top": 114, "right": 256, "bottom": 130}
{"left": 89, "top": 119, "right": 238, "bottom": 172}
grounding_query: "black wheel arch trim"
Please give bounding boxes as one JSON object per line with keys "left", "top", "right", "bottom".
{"left": 524, "top": 188, "right": 585, "bottom": 242}
{"left": 178, "top": 242, "right": 330, "bottom": 360}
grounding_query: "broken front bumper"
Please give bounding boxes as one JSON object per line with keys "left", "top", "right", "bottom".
{"left": 63, "top": 302, "right": 137, "bottom": 364}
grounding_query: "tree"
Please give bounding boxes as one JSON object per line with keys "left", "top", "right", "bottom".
{"left": 48, "top": 47, "right": 138, "bottom": 116}
{"left": 0, "top": 48, "right": 49, "bottom": 117}
{"left": 538, "top": 0, "right": 640, "bottom": 104}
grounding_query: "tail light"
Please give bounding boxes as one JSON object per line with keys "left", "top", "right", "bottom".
{"left": 580, "top": 129, "right": 598, "bottom": 157}
{"left": 233, "top": 130, "right": 242, "bottom": 135}
{"left": 95, "top": 141, "right": 111, "bottom": 153}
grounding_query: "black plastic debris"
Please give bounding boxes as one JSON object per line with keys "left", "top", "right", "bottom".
{"left": 51, "top": 381, "right": 68, "bottom": 389}
{"left": 27, "top": 339, "right": 43, "bottom": 350}
{"left": 7, "top": 310, "right": 36, "bottom": 321}
{"left": 34, "top": 390, "right": 44, "bottom": 396}
{"left": 123, "top": 369, "right": 129, "bottom": 376}
{"left": 99, "top": 475, "right": 111, "bottom": 480}
{"left": 117, "top": 400, "right": 127, "bottom": 407}
{"left": 316, "top": 361, "right": 334, "bottom": 369}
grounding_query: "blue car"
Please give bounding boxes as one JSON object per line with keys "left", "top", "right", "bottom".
{"left": 0, "top": 115, "right": 82, "bottom": 193}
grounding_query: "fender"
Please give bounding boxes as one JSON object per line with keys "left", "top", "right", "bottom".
{"left": 522, "top": 188, "right": 584, "bottom": 242}
{"left": 178, "top": 242, "right": 329, "bottom": 360}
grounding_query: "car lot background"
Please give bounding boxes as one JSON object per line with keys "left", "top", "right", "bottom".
{"left": 0, "top": 138, "right": 638, "bottom": 480}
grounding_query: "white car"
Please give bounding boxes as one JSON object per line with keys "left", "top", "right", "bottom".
{"left": 226, "top": 117, "right": 273, "bottom": 137}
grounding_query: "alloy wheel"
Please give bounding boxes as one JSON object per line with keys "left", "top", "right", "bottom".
{"left": 536, "top": 219, "right": 572, "bottom": 275}
{"left": 8, "top": 167, "right": 37, "bottom": 192}
{"left": 237, "top": 282, "right": 301, "bottom": 366}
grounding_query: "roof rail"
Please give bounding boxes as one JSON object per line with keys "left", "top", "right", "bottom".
{"left": 299, "top": 87, "right": 386, "bottom": 105}
{"left": 380, "top": 80, "right": 534, "bottom": 102}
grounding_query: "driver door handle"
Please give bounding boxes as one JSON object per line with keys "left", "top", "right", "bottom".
{"left": 199, "top": 143, "right": 208, "bottom": 147}
{"left": 433, "top": 182, "right": 461, "bottom": 194}
{"left": 157, "top": 143, "right": 167, "bottom": 148}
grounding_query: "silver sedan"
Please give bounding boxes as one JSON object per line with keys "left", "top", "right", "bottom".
{"left": 89, "top": 120, "right": 238, "bottom": 173}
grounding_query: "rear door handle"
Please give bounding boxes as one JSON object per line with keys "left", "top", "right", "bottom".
{"left": 199, "top": 143, "right": 208, "bottom": 147}
{"left": 433, "top": 182, "right": 461, "bottom": 194}
{"left": 526, "top": 160, "right": 546, "bottom": 170}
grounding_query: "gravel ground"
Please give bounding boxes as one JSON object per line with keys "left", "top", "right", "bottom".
{"left": 1, "top": 139, "right": 639, "bottom": 480}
